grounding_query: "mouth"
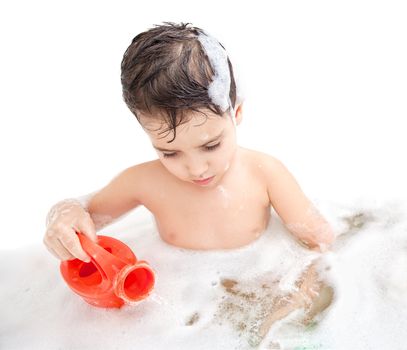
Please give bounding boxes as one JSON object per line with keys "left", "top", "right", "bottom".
{"left": 192, "top": 175, "right": 215, "bottom": 185}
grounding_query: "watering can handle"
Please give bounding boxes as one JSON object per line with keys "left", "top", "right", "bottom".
{"left": 76, "top": 232, "right": 128, "bottom": 282}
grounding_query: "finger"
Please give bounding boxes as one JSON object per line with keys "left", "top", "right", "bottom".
{"left": 76, "top": 215, "right": 98, "bottom": 242}
{"left": 44, "top": 235, "right": 72, "bottom": 261}
{"left": 53, "top": 238, "right": 76, "bottom": 261}
{"left": 59, "top": 229, "right": 91, "bottom": 262}
{"left": 43, "top": 237, "right": 63, "bottom": 261}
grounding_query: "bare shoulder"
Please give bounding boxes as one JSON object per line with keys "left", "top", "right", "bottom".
{"left": 122, "top": 159, "right": 164, "bottom": 193}
{"left": 94, "top": 159, "right": 163, "bottom": 203}
{"left": 239, "top": 147, "right": 291, "bottom": 202}
{"left": 239, "top": 147, "right": 283, "bottom": 175}
{"left": 124, "top": 159, "right": 162, "bottom": 178}
{"left": 88, "top": 159, "right": 163, "bottom": 218}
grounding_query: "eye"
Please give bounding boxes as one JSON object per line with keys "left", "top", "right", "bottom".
{"left": 205, "top": 142, "right": 221, "bottom": 151}
{"left": 162, "top": 152, "right": 177, "bottom": 158}
{"left": 161, "top": 142, "right": 221, "bottom": 158}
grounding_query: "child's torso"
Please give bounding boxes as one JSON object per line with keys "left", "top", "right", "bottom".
{"left": 139, "top": 147, "right": 271, "bottom": 250}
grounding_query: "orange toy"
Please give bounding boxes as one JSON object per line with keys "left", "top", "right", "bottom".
{"left": 60, "top": 233, "right": 155, "bottom": 308}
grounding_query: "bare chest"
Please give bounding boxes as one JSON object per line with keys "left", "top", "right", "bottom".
{"left": 143, "top": 156, "right": 271, "bottom": 250}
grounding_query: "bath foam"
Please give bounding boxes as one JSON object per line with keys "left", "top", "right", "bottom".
{"left": 198, "top": 32, "right": 243, "bottom": 131}
{"left": 197, "top": 30, "right": 240, "bottom": 130}
{"left": 264, "top": 199, "right": 407, "bottom": 350}
{"left": 198, "top": 31, "right": 231, "bottom": 113}
{"left": 2, "top": 198, "right": 407, "bottom": 349}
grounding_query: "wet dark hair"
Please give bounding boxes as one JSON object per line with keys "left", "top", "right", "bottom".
{"left": 120, "top": 22, "right": 237, "bottom": 142}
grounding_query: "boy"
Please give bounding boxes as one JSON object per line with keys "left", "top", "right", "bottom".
{"left": 44, "top": 22, "right": 335, "bottom": 332}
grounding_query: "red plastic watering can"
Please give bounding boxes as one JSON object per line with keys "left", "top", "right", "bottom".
{"left": 60, "top": 233, "right": 155, "bottom": 308}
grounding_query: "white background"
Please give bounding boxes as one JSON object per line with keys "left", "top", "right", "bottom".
{"left": 1, "top": 0, "right": 406, "bottom": 249}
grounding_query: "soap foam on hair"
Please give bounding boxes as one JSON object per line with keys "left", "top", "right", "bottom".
{"left": 197, "top": 31, "right": 243, "bottom": 129}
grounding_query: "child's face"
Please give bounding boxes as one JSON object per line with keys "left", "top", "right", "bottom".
{"left": 140, "top": 107, "right": 242, "bottom": 188}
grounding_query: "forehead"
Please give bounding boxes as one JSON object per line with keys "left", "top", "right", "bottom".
{"left": 139, "top": 111, "right": 229, "bottom": 144}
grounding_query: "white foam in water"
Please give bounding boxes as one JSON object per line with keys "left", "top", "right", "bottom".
{"left": 2, "top": 197, "right": 407, "bottom": 349}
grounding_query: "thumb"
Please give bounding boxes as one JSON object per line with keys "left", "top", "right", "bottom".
{"left": 77, "top": 218, "right": 98, "bottom": 242}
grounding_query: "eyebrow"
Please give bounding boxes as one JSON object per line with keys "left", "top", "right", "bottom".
{"left": 152, "top": 131, "right": 224, "bottom": 152}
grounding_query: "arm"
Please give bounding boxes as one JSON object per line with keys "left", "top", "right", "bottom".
{"left": 261, "top": 156, "right": 335, "bottom": 252}
{"left": 86, "top": 165, "right": 145, "bottom": 230}
{"left": 44, "top": 164, "right": 146, "bottom": 261}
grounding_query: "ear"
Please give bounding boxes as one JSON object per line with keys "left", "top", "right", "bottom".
{"left": 233, "top": 102, "right": 243, "bottom": 126}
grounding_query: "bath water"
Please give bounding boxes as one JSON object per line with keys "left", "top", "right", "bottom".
{"left": 1, "top": 197, "right": 407, "bottom": 349}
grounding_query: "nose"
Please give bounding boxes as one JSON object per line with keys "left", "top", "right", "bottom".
{"left": 185, "top": 156, "right": 209, "bottom": 178}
